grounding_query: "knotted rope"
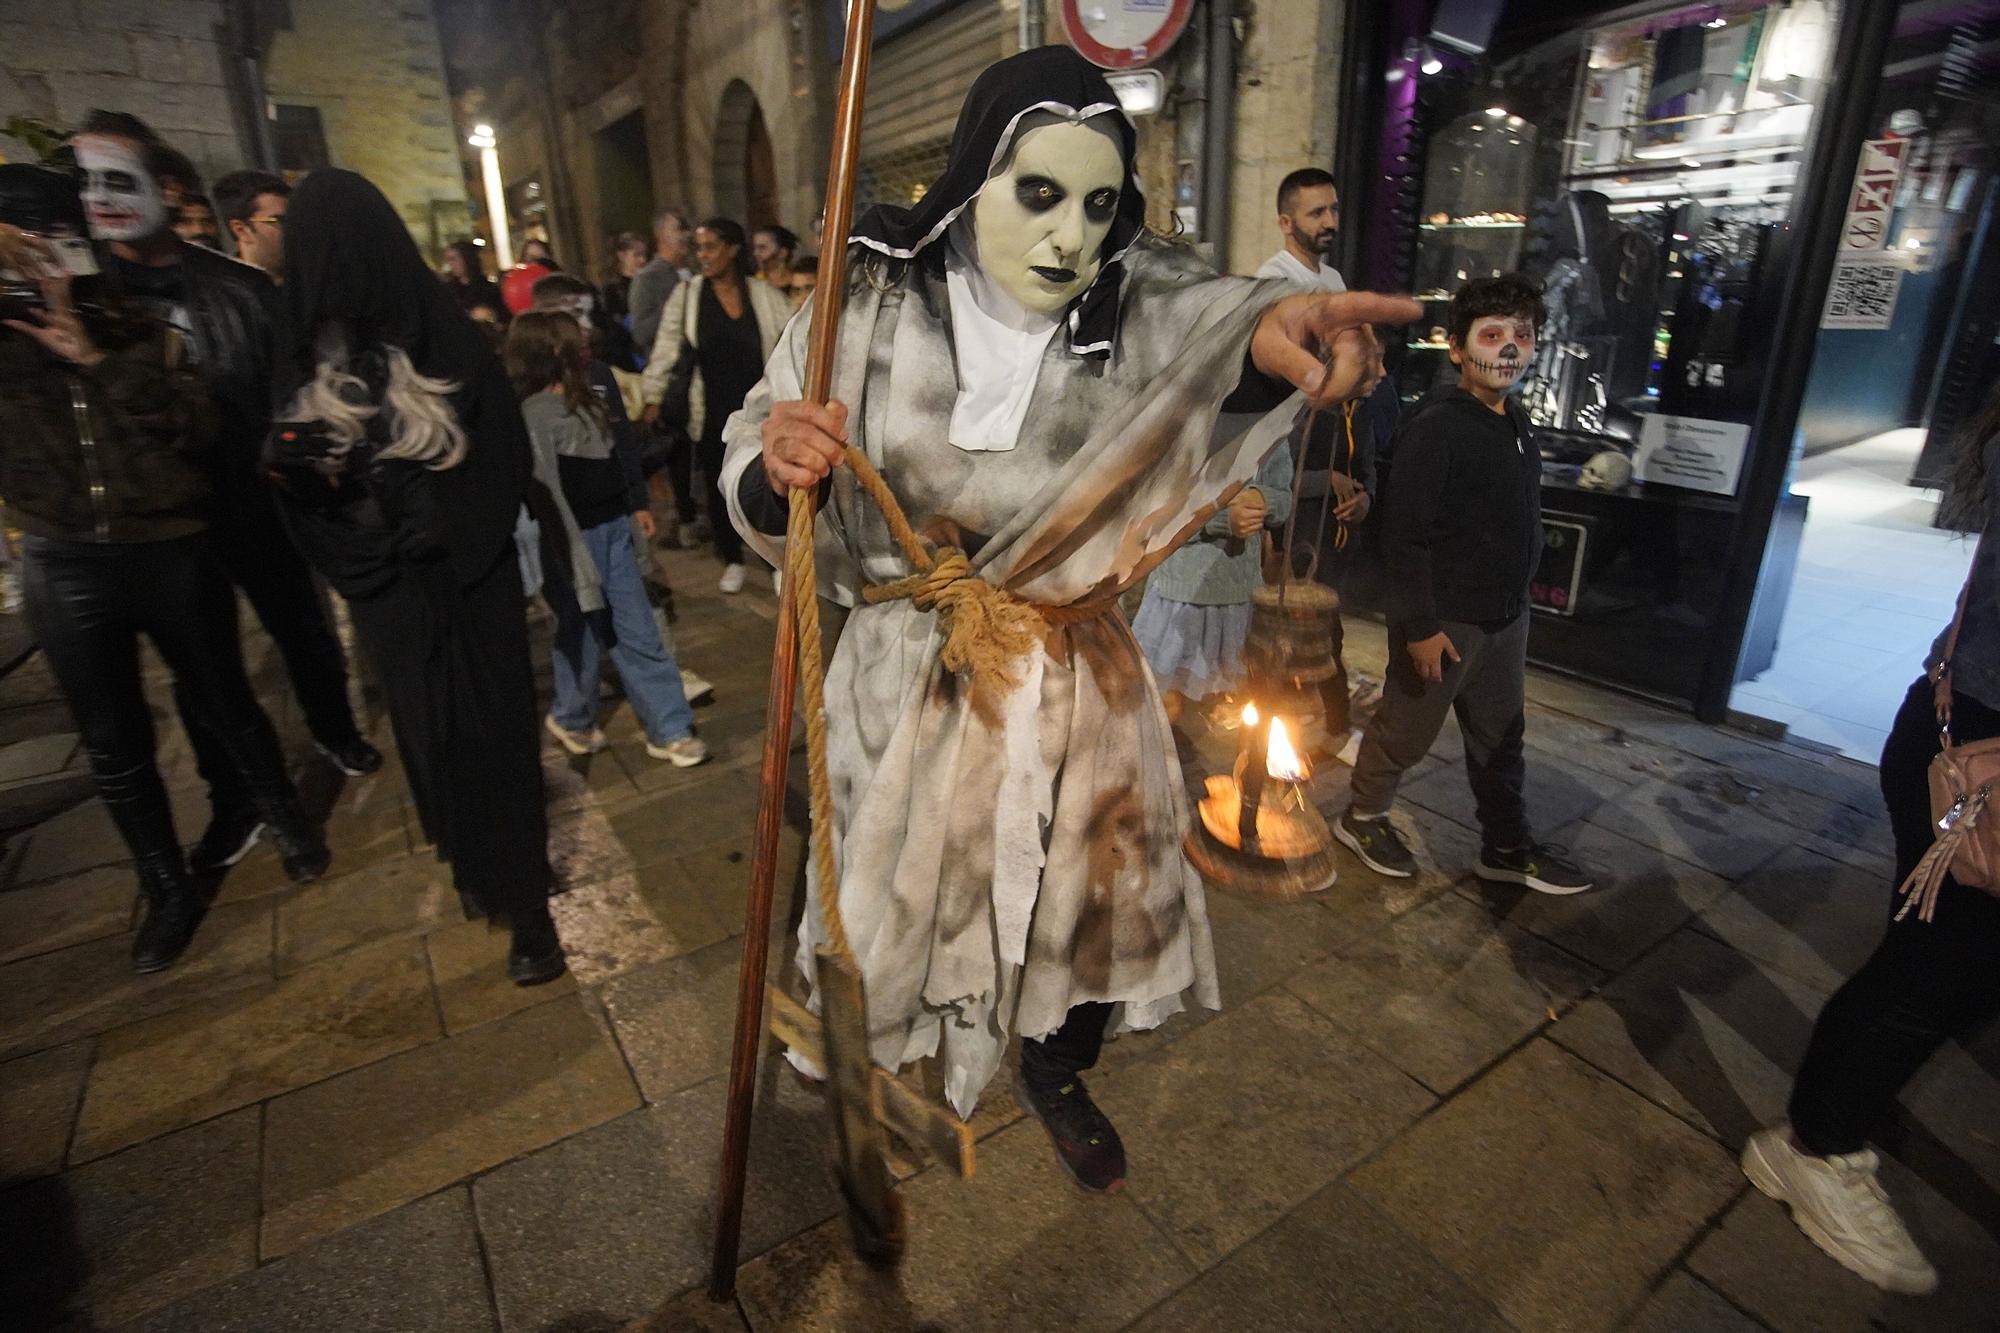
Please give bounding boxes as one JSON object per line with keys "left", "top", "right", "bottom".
{"left": 780, "top": 440, "right": 1112, "bottom": 966}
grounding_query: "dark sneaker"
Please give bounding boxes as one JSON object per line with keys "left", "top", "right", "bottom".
{"left": 1336, "top": 812, "right": 1417, "bottom": 878}
{"left": 1013, "top": 1071, "right": 1127, "bottom": 1194}
{"left": 507, "top": 903, "right": 568, "bottom": 986}
{"left": 1478, "top": 842, "right": 1594, "bottom": 895}
{"left": 318, "top": 736, "right": 384, "bottom": 777}
{"left": 189, "top": 806, "right": 265, "bottom": 874}
{"left": 265, "top": 800, "right": 332, "bottom": 884}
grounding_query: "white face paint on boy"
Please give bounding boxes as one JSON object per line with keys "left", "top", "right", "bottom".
{"left": 1451, "top": 314, "right": 1537, "bottom": 397}
{"left": 970, "top": 115, "right": 1124, "bottom": 315}
{"left": 74, "top": 136, "right": 168, "bottom": 243}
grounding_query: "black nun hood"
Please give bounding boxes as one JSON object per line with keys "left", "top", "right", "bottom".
{"left": 850, "top": 44, "right": 1146, "bottom": 357}
{"left": 279, "top": 168, "right": 493, "bottom": 398}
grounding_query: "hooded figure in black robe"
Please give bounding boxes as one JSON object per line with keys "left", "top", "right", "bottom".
{"left": 270, "top": 169, "right": 563, "bottom": 984}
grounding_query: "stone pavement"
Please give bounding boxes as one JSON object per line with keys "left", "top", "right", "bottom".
{"left": 0, "top": 545, "right": 1995, "bottom": 1333}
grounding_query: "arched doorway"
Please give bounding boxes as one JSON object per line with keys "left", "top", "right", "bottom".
{"left": 713, "top": 80, "right": 779, "bottom": 231}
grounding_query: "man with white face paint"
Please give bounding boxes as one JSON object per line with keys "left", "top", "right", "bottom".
{"left": 720, "top": 47, "right": 1417, "bottom": 1194}
{"left": 74, "top": 111, "right": 380, "bottom": 869}
{"left": 1339, "top": 274, "right": 1595, "bottom": 897}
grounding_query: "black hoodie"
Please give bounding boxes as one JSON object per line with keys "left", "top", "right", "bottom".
{"left": 1376, "top": 384, "right": 1542, "bottom": 639}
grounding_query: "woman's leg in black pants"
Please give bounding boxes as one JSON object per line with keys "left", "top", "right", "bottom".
{"left": 1788, "top": 678, "right": 2000, "bottom": 1155}
{"left": 20, "top": 542, "right": 181, "bottom": 867}
{"left": 697, "top": 433, "right": 744, "bottom": 565}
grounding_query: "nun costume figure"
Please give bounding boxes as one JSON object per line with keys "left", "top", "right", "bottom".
{"left": 269, "top": 170, "right": 566, "bottom": 987}
{"left": 722, "top": 47, "right": 1410, "bottom": 1192}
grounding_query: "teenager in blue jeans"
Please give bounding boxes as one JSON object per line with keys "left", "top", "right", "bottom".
{"left": 505, "top": 310, "right": 710, "bottom": 767}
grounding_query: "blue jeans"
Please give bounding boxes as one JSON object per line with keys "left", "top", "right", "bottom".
{"left": 549, "top": 518, "right": 695, "bottom": 745}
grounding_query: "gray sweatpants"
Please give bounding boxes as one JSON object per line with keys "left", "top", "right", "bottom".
{"left": 1349, "top": 612, "right": 1532, "bottom": 850}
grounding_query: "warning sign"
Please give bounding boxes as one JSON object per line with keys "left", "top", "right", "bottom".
{"left": 1840, "top": 138, "right": 1905, "bottom": 251}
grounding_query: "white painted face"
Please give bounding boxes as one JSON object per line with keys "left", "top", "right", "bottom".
{"left": 75, "top": 136, "right": 167, "bottom": 243}
{"left": 970, "top": 115, "right": 1124, "bottom": 314}
{"left": 1450, "top": 314, "right": 1537, "bottom": 394}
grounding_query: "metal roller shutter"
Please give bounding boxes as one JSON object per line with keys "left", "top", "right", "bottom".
{"left": 857, "top": 2, "right": 1009, "bottom": 210}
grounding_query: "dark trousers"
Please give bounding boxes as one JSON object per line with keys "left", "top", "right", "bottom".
{"left": 1349, "top": 612, "right": 1531, "bottom": 849}
{"left": 1788, "top": 678, "right": 2000, "bottom": 1155}
{"left": 696, "top": 431, "right": 744, "bottom": 565}
{"left": 21, "top": 534, "right": 297, "bottom": 868}
{"left": 182, "top": 487, "right": 358, "bottom": 810}
{"left": 1020, "top": 1002, "right": 1115, "bottom": 1092}
{"left": 662, "top": 427, "right": 699, "bottom": 525}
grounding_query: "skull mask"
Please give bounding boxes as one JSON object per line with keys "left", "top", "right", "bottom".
{"left": 1451, "top": 314, "right": 1537, "bottom": 397}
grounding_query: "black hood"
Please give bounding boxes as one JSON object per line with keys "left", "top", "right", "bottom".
{"left": 849, "top": 44, "right": 1146, "bottom": 357}
{"left": 279, "top": 169, "right": 494, "bottom": 398}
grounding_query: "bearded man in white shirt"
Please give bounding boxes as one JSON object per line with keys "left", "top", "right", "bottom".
{"left": 1256, "top": 168, "right": 1345, "bottom": 292}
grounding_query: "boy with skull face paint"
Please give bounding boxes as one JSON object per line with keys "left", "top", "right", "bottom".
{"left": 721, "top": 47, "right": 1418, "bottom": 1193}
{"left": 1338, "top": 275, "right": 1595, "bottom": 895}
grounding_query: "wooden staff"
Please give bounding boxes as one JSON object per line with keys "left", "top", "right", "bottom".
{"left": 708, "top": 0, "right": 877, "bottom": 1302}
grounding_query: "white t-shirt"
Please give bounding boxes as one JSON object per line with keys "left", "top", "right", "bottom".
{"left": 1255, "top": 248, "right": 1347, "bottom": 292}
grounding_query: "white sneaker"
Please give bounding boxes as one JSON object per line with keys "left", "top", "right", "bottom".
{"left": 772, "top": 568, "right": 784, "bottom": 596}
{"left": 718, "top": 563, "right": 747, "bottom": 594}
{"left": 647, "top": 735, "right": 711, "bottom": 767}
{"left": 1741, "top": 1127, "right": 1939, "bottom": 1296}
{"left": 544, "top": 714, "right": 606, "bottom": 756}
{"left": 680, "top": 668, "right": 715, "bottom": 705}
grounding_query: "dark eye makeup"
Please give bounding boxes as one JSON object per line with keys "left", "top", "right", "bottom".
{"left": 1015, "top": 176, "right": 1063, "bottom": 213}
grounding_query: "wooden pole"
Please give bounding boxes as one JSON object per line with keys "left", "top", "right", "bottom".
{"left": 708, "top": 0, "right": 877, "bottom": 1302}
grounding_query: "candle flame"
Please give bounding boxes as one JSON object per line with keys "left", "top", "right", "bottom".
{"left": 1240, "top": 701, "right": 1258, "bottom": 727}
{"left": 1266, "top": 716, "right": 1308, "bottom": 781}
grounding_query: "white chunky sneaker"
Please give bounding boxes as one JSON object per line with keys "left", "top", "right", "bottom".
{"left": 544, "top": 714, "right": 606, "bottom": 756}
{"left": 718, "top": 563, "right": 747, "bottom": 594}
{"left": 680, "top": 668, "right": 715, "bottom": 705}
{"left": 647, "top": 735, "right": 711, "bottom": 768}
{"left": 1741, "top": 1127, "right": 1939, "bottom": 1296}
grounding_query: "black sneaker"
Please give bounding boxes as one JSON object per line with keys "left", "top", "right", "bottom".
{"left": 189, "top": 807, "right": 266, "bottom": 874}
{"left": 1478, "top": 842, "right": 1594, "bottom": 896}
{"left": 507, "top": 904, "right": 568, "bottom": 987}
{"left": 1013, "top": 1071, "right": 1127, "bottom": 1194}
{"left": 265, "top": 799, "right": 333, "bottom": 883}
{"left": 1336, "top": 812, "right": 1417, "bottom": 878}
{"left": 317, "top": 736, "right": 384, "bottom": 777}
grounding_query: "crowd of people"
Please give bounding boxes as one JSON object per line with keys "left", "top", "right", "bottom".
{"left": 0, "top": 110, "right": 817, "bottom": 990}
{"left": 1, "top": 57, "right": 1995, "bottom": 1309}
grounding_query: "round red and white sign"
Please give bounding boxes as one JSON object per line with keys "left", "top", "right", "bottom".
{"left": 1060, "top": 0, "right": 1197, "bottom": 70}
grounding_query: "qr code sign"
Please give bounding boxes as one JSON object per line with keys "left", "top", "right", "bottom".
{"left": 1822, "top": 258, "right": 1904, "bottom": 330}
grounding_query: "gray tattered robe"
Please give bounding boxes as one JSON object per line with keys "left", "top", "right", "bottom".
{"left": 722, "top": 236, "right": 1298, "bottom": 1115}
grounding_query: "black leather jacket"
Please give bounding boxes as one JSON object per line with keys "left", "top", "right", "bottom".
{"left": 177, "top": 241, "right": 280, "bottom": 470}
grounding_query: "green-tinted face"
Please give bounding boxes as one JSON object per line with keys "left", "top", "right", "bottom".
{"left": 969, "top": 115, "right": 1123, "bottom": 314}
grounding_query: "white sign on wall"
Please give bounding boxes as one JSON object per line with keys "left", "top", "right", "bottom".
{"left": 1635, "top": 414, "right": 1752, "bottom": 495}
{"left": 1840, "top": 137, "right": 1906, "bottom": 251}
{"left": 1821, "top": 256, "right": 1906, "bottom": 331}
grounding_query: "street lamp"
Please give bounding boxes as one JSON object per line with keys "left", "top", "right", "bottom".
{"left": 467, "top": 122, "right": 513, "bottom": 270}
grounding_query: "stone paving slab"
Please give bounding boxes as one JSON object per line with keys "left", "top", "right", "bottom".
{"left": 733, "top": 1117, "right": 1188, "bottom": 1333}
{"left": 478, "top": 1074, "right": 841, "bottom": 1333}
{"left": 0, "top": 1039, "right": 91, "bottom": 1183}
{"left": 120, "top": 1186, "right": 497, "bottom": 1333}
{"left": 1095, "top": 989, "right": 1433, "bottom": 1269}
{"left": 259, "top": 993, "right": 640, "bottom": 1257}
{"left": 0, "top": 732, "right": 79, "bottom": 785}
{"left": 1620, "top": 1272, "right": 1764, "bottom": 1332}
{"left": 1133, "top": 1181, "right": 1510, "bottom": 1333}
{"left": 1691, "top": 845, "right": 1893, "bottom": 996}
{"left": 0, "top": 899, "right": 275, "bottom": 1061}
{"left": 1350, "top": 1039, "right": 1743, "bottom": 1333}
{"left": 1586, "top": 774, "right": 1802, "bottom": 880}
{"left": 1458, "top": 821, "right": 1732, "bottom": 972}
{"left": 0, "top": 1106, "right": 261, "bottom": 1329}
{"left": 271, "top": 855, "right": 458, "bottom": 975}
{"left": 1286, "top": 891, "right": 1602, "bottom": 1094}
{"left": 70, "top": 937, "right": 441, "bottom": 1162}
{"left": 0, "top": 862, "right": 134, "bottom": 964}
{"left": 1547, "top": 926, "right": 1827, "bottom": 1147}
{"left": 597, "top": 938, "right": 748, "bottom": 1105}
{"left": 11, "top": 796, "right": 127, "bottom": 886}
{"left": 426, "top": 915, "right": 579, "bottom": 1033}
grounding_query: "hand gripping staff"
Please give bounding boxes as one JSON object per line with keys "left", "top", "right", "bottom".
{"left": 707, "top": 0, "right": 978, "bottom": 1301}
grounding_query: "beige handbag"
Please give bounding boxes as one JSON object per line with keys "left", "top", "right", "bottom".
{"left": 1897, "top": 581, "right": 2000, "bottom": 920}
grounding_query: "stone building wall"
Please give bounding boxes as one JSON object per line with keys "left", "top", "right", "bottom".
{"left": 264, "top": 0, "right": 470, "bottom": 257}
{"left": 0, "top": 0, "right": 247, "bottom": 178}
